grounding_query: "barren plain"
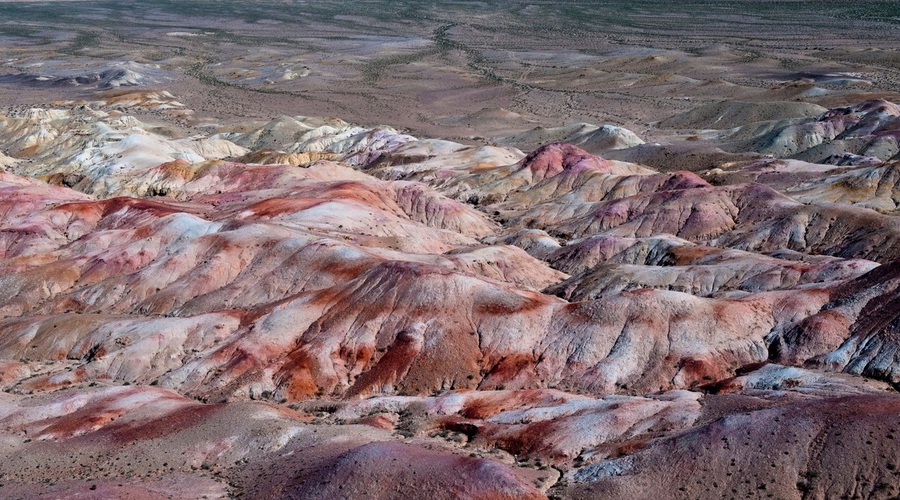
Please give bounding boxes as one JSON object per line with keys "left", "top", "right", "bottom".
{"left": 1, "top": 1, "right": 900, "bottom": 499}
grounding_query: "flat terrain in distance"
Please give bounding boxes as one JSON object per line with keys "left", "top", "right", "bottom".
{"left": 1, "top": 0, "right": 899, "bottom": 143}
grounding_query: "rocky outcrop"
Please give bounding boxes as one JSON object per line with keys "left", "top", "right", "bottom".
{"left": 565, "top": 393, "right": 900, "bottom": 499}
{"left": 726, "top": 99, "right": 900, "bottom": 162}
{"left": 771, "top": 261, "right": 900, "bottom": 387}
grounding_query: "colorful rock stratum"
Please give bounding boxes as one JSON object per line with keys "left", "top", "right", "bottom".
{"left": 3, "top": 1, "right": 900, "bottom": 499}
